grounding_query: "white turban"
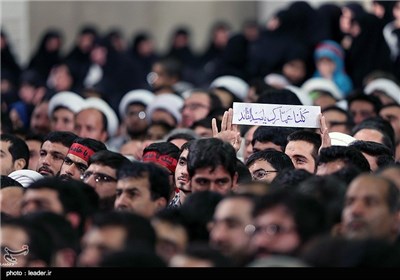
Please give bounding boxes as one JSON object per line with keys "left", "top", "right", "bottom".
{"left": 8, "top": 170, "right": 44, "bottom": 188}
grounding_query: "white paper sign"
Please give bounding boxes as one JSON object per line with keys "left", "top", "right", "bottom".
{"left": 233, "top": 102, "right": 321, "bottom": 128}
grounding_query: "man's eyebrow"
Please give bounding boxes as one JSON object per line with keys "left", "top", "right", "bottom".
{"left": 116, "top": 186, "right": 140, "bottom": 191}
{"left": 293, "top": 154, "right": 307, "bottom": 160}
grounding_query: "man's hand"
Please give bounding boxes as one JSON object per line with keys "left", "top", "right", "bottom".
{"left": 319, "top": 114, "right": 331, "bottom": 154}
{"left": 212, "top": 108, "right": 242, "bottom": 152}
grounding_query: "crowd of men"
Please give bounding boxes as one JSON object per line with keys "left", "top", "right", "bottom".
{"left": 1, "top": 0, "right": 400, "bottom": 267}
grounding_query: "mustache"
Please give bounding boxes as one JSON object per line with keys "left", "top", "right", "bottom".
{"left": 177, "top": 176, "right": 188, "bottom": 182}
{"left": 38, "top": 166, "right": 53, "bottom": 175}
{"left": 347, "top": 218, "right": 367, "bottom": 227}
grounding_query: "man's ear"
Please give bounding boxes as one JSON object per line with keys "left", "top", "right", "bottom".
{"left": 13, "top": 158, "right": 27, "bottom": 171}
{"left": 231, "top": 172, "right": 239, "bottom": 191}
{"left": 66, "top": 212, "right": 81, "bottom": 230}
{"left": 100, "top": 130, "right": 108, "bottom": 142}
{"left": 155, "top": 197, "right": 167, "bottom": 211}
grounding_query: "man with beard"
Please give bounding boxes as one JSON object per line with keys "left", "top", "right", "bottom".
{"left": 36, "top": 131, "right": 77, "bottom": 177}
{"left": 0, "top": 134, "right": 29, "bottom": 176}
{"left": 114, "top": 161, "right": 170, "bottom": 218}
{"left": 108, "top": 89, "right": 154, "bottom": 151}
{"left": 81, "top": 150, "right": 130, "bottom": 211}
{"left": 58, "top": 137, "right": 107, "bottom": 181}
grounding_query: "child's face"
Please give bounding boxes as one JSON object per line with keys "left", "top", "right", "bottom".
{"left": 317, "top": 57, "right": 336, "bottom": 78}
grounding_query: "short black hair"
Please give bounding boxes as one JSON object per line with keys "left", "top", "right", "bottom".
{"left": 25, "top": 133, "right": 45, "bottom": 143}
{"left": 246, "top": 149, "right": 294, "bottom": 172}
{"left": 352, "top": 117, "right": 395, "bottom": 153}
{"left": 348, "top": 92, "right": 382, "bottom": 115}
{"left": 258, "top": 89, "right": 302, "bottom": 105}
{"left": 117, "top": 161, "right": 170, "bottom": 202}
{"left": 27, "top": 177, "right": 98, "bottom": 236}
{"left": 252, "top": 127, "right": 296, "bottom": 151}
{"left": 42, "top": 131, "right": 78, "bottom": 149}
{"left": 88, "top": 150, "right": 130, "bottom": 170}
{"left": 298, "top": 175, "right": 347, "bottom": 227}
{"left": 318, "top": 146, "right": 371, "bottom": 172}
{"left": 91, "top": 211, "right": 157, "bottom": 250}
{"left": 350, "top": 140, "right": 394, "bottom": 168}
{"left": 253, "top": 190, "right": 327, "bottom": 243}
{"left": 166, "top": 132, "right": 197, "bottom": 143}
{"left": 191, "top": 116, "right": 220, "bottom": 131}
{"left": 1, "top": 133, "right": 30, "bottom": 169}
{"left": 236, "top": 158, "right": 252, "bottom": 185}
{"left": 21, "top": 211, "right": 80, "bottom": 254}
{"left": 271, "top": 168, "right": 313, "bottom": 190}
{"left": 187, "top": 138, "right": 237, "bottom": 178}
{"left": 287, "top": 130, "right": 322, "bottom": 162}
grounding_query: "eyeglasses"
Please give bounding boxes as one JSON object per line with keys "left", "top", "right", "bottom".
{"left": 245, "top": 224, "right": 296, "bottom": 237}
{"left": 80, "top": 171, "right": 117, "bottom": 183}
{"left": 127, "top": 110, "right": 146, "bottom": 120}
{"left": 180, "top": 103, "right": 209, "bottom": 112}
{"left": 251, "top": 169, "right": 278, "bottom": 180}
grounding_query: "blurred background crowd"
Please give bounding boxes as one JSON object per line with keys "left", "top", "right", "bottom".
{"left": 1, "top": 0, "right": 400, "bottom": 268}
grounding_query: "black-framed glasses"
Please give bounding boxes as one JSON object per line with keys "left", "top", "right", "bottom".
{"left": 251, "top": 169, "right": 278, "bottom": 180}
{"left": 80, "top": 171, "right": 117, "bottom": 183}
{"left": 245, "top": 223, "right": 296, "bottom": 237}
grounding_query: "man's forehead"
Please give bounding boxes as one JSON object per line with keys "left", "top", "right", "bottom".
{"left": 43, "top": 141, "right": 69, "bottom": 150}
{"left": 348, "top": 176, "right": 388, "bottom": 196}
{"left": 66, "top": 153, "right": 88, "bottom": 165}
{"left": 193, "top": 166, "right": 230, "bottom": 176}
{"left": 118, "top": 176, "right": 149, "bottom": 186}
{"left": 0, "top": 140, "right": 11, "bottom": 148}
{"left": 25, "top": 187, "right": 58, "bottom": 196}
{"left": 87, "top": 163, "right": 115, "bottom": 172}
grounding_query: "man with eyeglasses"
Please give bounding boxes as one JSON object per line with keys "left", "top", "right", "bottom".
{"left": 245, "top": 149, "right": 294, "bottom": 183}
{"left": 180, "top": 89, "right": 222, "bottom": 128}
{"left": 248, "top": 189, "right": 326, "bottom": 261}
{"left": 81, "top": 150, "right": 130, "bottom": 211}
{"left": 59, "top": 137, "right": 107, "bottom": 181}
{"left": 321, "top": 106, "right": 354, "bottom": 135}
